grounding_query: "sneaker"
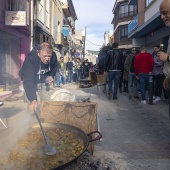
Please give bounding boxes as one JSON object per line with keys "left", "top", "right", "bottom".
{"left": 129, "top": 95, "right": 132, "bottom": 100}
{"left": 141, "top": 100, "right": 146, "bottom": 104}
{"left": 153, "top": 97, "right": 161, "bottom": 103}
{"left": 113, "top": 96, "right": 118, "bottom": 100}
{"left": 134, "top": 95, "right": 140, "bottom": 99}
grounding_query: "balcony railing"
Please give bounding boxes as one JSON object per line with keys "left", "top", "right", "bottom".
{"left": 119, "top": 10, "right": 137, "bottom": 18}
{"left": 128, "top": 14, "right": 138, "bottom": 34}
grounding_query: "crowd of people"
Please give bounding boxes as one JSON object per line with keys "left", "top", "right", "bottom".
{"left": 55, "top": 56, "right": 93, "bottom": 87}
{"left": 97, "top": 44, "right": 169, "bottom": 105}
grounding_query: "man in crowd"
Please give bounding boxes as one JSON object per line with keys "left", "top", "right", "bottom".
{"left": 152, "top": 45, "right": 164, "bottom": 103}
{"left": 124, "top": 47, "right": 139, "bottom": 100}
{"left": 19, "top": 42, "right": 57, "bottom": 111}
{"left": 134, "top": 45, "right": 154, "bottom": 104}
{"left": 158, "top": 0, "right": 170, "bottom": 90}
{"left": 105, "top": 43, "right": 124, "bottom": 100}
{"left": 59, "top": 56, "right": 66, "bottom": 85}
{"left": 66, "top": 57, "right": 74, "bottom": 83}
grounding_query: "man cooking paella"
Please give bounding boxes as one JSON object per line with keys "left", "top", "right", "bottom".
{"left": 19, "top": 42, "right": 58, "bottom": 111}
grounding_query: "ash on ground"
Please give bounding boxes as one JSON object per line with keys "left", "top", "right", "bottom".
{"left": 64, "top": 152, "right": 116, "bottom": 170}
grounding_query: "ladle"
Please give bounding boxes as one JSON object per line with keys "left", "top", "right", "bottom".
{"left": 34, "top": 110, "right": 56, "bottom": 155}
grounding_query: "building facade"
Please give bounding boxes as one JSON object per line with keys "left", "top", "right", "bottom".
{"left": 0, "top": 0, "right": 31, "bottom": 92}
{"left": 0, "top": 0, "right": 78, "bottom": 94}
{"left": 33, "top": 0, "right": 51, "bottom": 46}
{"left": 128, "top": 0, "right": 170, "bottom": 52}
{"left": 112, "top": 0, "right": 137, "bottom": 52}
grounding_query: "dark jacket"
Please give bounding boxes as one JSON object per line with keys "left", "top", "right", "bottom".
{"left": 66, "top": 62, "right": 73, "bottom": 70}
{"left": 105, "top": 49, "right": 124, "bottom": 71}
{"left": 19, "top": 46, "right": 57, "bottom": 102}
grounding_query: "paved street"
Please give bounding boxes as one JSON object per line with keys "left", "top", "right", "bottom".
{"left": 0, "top": 84, "right": 170, "bottom": 169}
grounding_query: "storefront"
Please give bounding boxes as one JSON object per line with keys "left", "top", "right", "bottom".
{"left": 0, "top": 28, "right": 30, "bottom": 92}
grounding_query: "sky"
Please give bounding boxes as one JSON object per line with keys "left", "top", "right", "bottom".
{"left": 72, "top": 0, "right": 115, "bottom": 51}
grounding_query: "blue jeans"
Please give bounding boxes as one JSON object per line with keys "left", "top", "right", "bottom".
{"left": 128, "top": 72, "right": 138, "bottom": 96}
{"left": 139, "top": 73, "right": 149, "bottom": 100}
{"left": 55, "top": 72, "right": 60, "bottom": 86}
{"left": 108, "top": 71, "right": 121, "bottom": 97}
{"left": 60, "top": 71, "right": 66, "bottom": 85}
{"left": 68, "top": 70, "right": 73, "bottom": 83}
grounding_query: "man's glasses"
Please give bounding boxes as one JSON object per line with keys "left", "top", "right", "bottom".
{"left": 132, "top": 50, "right": 136, "bottom": 51}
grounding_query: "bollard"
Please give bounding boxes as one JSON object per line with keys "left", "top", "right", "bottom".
{"left": 148, "top": 74, "right": 153, "bottom": 105}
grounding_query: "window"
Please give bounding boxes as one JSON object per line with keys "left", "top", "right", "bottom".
{"left": 6, "top": 0, "right": 27, "bottom": 11}
{"left": 37, "top": 0, "right": 44, "bottom": 23}
{"left": 119, "top": 5, "right": 128, "bottom": 17}
{"left": 119, "top": 4, "right": 137, "bottom": 18}
{"left": 120, "top": 26, "right": 128, "bottom": 39}
{"left": 146, "top": 0, "right": 154, "bottom": 7}
{"left": 45, "top": 0, "right": 50, "bottom": 28}
{"left": 6, "top": 0, "right": 29, "bottom": 25}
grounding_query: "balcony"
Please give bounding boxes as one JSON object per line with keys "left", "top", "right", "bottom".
{"left": 128, "top": 14, "right": 138, "bottom": 34}
{"left": 119, "top": 10, "right": 137, "bottom": 18}
{"left": 62, "top": 4, "right": 71, "bottom": 17}
{"left": 56, "top": 32, "right": 65, "bottom": 46}
{"left": 128, "top": 0, "right": 138, "bottom": 5}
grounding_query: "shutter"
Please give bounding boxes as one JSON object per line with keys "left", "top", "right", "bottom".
{"left": 0, "top": 31, "right": 20, "bottom": 91}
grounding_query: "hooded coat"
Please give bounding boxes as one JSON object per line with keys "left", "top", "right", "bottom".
{"left": 19, "top": 46, "right": 57, "bottom": 102}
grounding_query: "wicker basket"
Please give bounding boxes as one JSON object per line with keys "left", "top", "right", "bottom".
{"left": 40, "top": 101, "right": 98, "bottom": 153}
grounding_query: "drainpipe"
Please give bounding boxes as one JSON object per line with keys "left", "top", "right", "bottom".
{"left": 30, "top": 0, "right": 33, "bottom": 50}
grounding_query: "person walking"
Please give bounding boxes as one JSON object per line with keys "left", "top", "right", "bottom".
{"left": 19, "top": 42, "right": 57, "bottom": 111}
{"left": 152, "top": 45, "right": 164, "bottom": 103}
{"left": 134, "top": 45, "right": 154, "bottom": 104}
{"left": 59, "top": 56, "right": 66, "bottom": 85}
{"left": 66, "top": 57, "right": 74, "bottom": 83}
{"left": 105, "top": 43, "right": 124, "bottom": 100}
{"left": 74, "top": 57, "right": 81, "bottom": 82}
{"left": 124, "top": 47, "right": 139, "bottom": 100}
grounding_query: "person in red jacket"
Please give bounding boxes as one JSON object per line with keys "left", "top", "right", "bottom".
{"left": 134, "top": 45, "right": 154, "bottom": 104}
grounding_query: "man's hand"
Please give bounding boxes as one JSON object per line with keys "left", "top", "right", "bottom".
{"left": 158, "top": 51, "right": 169, "bottom": 62}
{"left": 163, "top": 78, "right": 170, "bottom": 90}
{"left": 46, "top": 76, "right": 54, "bottom": 85}
{"left": 29, "top": 100, "right": 38, "bottom": 111}
{"left": 136, "top": 75, "right": 139, "bottom": 79}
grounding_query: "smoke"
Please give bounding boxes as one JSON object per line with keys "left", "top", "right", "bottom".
{"left": 0, "top": 107, "right": 36, "bottom": 157}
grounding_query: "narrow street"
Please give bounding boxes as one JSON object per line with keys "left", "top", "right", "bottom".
{"left": 0, "top": 84, "right": 170, "bottom": 170}
{"left": 70, "top": 85, "right": 170, "bottom": 170}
